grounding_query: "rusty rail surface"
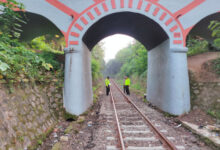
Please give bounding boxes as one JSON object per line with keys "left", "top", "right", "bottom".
{"left": 111, "top": 80, "right": 178, "bottom": 150}
{"left": 110, "top": 89, "right": 126, "bottom": 150}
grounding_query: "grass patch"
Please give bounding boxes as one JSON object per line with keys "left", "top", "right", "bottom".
{"left": 64, "top": 125, "right": 73, "bottom": 134}
{"left": 143, "top": 98, "right": 148, "bottom": 103}
{"left": 28, "top": 127, "right": 54, "bottom": 150}
{"left": 18, "top": 136, "right": 24, "bottom": 142}
{"left": 207, "top": 109, "right": 220, "bottom": 120}
{"left": 163, "top": 112, "right": 176, "bottom": 118}
{"left": 77, "top": 116, "right": 85, "bottom": 124}
{"left": 82, "top": 111, "right": 89, "bottom": 116}
{"left": 212, "top": 57, "right": 220, "bottom": 76}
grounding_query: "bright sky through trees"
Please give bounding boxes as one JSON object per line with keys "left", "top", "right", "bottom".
{"left": 101, "top": 34, "right": 134, "bottom": 62}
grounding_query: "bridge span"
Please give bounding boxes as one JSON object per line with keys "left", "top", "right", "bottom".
{"left": 17, "top": 0, "right": 220, "bottom": 115}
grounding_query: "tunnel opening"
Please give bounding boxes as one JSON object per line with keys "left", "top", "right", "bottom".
{"left": 95, "top": 34, "right": 148, "bottom": 94}
{"left": 81, "top": 12, "right": 170, "bottom": 110}
{"left": 82, "top": 12, "right": 170, "bottom": 98}
{"left": 92, "top": 34, "right": 147, "bottom": 78}
{"left": 83, "top": 12, "right": 169, "bottom": 51}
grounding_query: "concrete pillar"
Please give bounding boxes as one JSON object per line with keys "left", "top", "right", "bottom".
{"left": 64, "top": 42, "right": 93, "bottom": 115}
{"left": 147, "top": 40, "right": 190, "bottom": 115}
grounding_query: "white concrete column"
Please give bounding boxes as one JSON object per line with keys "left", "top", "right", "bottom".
{"left": 147, "top": 40, "right": 190, "bottom": 115}
{"left": 64, "top": 42, "right": 93, "bottom": 115}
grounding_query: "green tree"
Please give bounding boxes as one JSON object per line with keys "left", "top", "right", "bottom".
{"left": 186, "top": 36, "right": 209, "bottom": 56}
{"left": 104, "top": 59, "right": 122, "bottom": 77}
{"left": 91, "top": 43, "right": 105, "bottom": 81}
{"left": 0, "top": 0, "right": 25, "bottom": 39}
{"left": 208, "top": 20, "right": 220, "bottom": 48}
{"left": 115, "top": 41, "right": 148, "bottom": 77}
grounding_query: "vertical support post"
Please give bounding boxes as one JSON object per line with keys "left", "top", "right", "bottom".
{"left": 147, "top": 40, "right": 190, "bottom": 115}
{"left": 64, "top": 43, "right": 93, "bottom": 115}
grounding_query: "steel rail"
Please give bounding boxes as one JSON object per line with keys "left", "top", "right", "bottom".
{"left": 111, "top": 80, "right": 178, "bottom": 150}
{"left": 110, "top": 88, "right": 126, "bottom": 150}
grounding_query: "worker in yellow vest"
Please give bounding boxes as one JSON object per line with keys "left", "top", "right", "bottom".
{"left": 105, "top": 76, "right": 111, "bottom": 96}
{"left": 124, "top": 76, "right": 130, "bottom": 95}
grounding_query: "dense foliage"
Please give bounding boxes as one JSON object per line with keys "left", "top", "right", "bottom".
{"left": 186, "top": 36, "right": 209, "bottom": 56}
{"left": 91, "top": 43, "right": 105, "bottom": 82}
{"left": 0, "top": 1, "right": 63, "bottom": 84}
{"left": 104, "top": 41, "right": 148, "bottom": 93}
{"left": 116, "top": 41, "right": 147, "bottom": 78}
{"left": 105, "top": 41, "right": 147, "bottom": 78}
{"left": 208, "top": 21, "right": 220, "bottom": 76}
{"left": 208, "top": 20, "right": 220, "bottom": 48}
{"left": 0, "top": 0, "right": 25, "bottom": 38}
{"left": 0, "top": 37, "right": 63, "bottom": 83}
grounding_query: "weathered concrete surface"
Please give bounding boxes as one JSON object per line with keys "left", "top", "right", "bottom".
{"left": 147, "top": 40, "right": 190, "bottom": 115}
{"left": 64, "top": 42, "right": 93, "bottom": 115}
{"left": 17, "top": 0, "right": 220, "bottom": 115}
{"left": 0, "top": 83, "right": 63, "bottom": 150}
{"left": 181, "top": 121, "right": 220, "bottom": 147}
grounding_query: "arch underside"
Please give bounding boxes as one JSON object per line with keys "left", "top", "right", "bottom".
{"left": 83, "top": 12, "right": 169, "bottom": 50}
{"left": 18, "top": 12, "right": 63, "bottom": 41}
{"left": 189, "top": 12, "right": 220, "bottom": 44}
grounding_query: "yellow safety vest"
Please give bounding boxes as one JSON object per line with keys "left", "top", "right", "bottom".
{"left": 105, "top": 79, "right": 110, "bottom": 86}
{"left": 125, "top": 78, "right": 130, "bottom": 86}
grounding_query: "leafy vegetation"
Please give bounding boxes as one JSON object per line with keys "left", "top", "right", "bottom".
{"left": 105, "top": 41, "right": 147, "bottom": 78}
{"left": 105, "top": 41, "right": 147, "bottom": 94}
{"left": 212, "top": 58, "right": 220, "bottom": 76}
{"left": 207, "top": 109, "right": 220, "bottom": 120}
{"left": 0, "top": 37, "right": 64, "bottom": 83}
{"left": 0, "top": 0, "right": 25, "bottom": 38}
{"left": 0, "top": 1, "right": 64, "bottom": 84}
{"left": 208, "top": 20, "right": 220, "bottom": 48}
{"left": 186, "top": 36, "right": 209, "bottom": 56}
{"left": 91, "top": 43, "right": 105, "bottom": 82}
{"left": 208, "top": 20, "right": 220, "bottom": 76}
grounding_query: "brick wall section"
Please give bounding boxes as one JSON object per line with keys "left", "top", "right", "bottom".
{"left": 0, "top": 82, "right": 63, "bottom": 150}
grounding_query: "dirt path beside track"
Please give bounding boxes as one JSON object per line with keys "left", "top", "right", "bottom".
{"left": 188, "top": 52, "right": 220, "bottom": 82}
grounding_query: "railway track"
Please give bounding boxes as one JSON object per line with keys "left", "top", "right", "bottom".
{"left": 105, "top": 80, "right": 185, "bottom": 150}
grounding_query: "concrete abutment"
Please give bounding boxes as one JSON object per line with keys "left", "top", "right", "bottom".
{"left": 147, "top": 40, "right": 190, "bottom": 115}
{"left": 64, "top": 43, "right": 93, "bottom": 115}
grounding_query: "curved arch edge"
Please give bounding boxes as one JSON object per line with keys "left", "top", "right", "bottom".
{"left": 66, "top": 0, "right": 185, "bottom": 51}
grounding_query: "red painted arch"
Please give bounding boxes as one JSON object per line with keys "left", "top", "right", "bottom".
{"left": 66, "top": 0, "right": 185, "bottom": 48}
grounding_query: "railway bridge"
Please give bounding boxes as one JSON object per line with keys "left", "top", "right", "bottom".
{"left": 17, "top": 0, "right": 220, "bottom": 115}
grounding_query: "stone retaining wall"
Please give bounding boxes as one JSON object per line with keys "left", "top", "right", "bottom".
{"left": 0, "top": 82, "right": 63, "bottom": 150}
{"left": 190, "top": 80, "right": 220, "bottom": 111}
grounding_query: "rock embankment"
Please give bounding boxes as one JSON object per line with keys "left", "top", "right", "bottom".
{"left": 0, "top": 82, "right": 63, "bottom": 150}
